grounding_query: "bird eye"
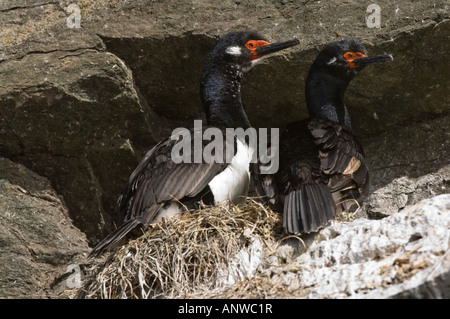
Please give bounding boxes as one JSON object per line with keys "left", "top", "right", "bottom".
{"left": 344, "top": 52, "right": 354, "bottom": 60}
{"left": 245, "top": 40, "right": 270, "bottom": 55}
{"left": 245, "top": 40, "right": 256, "bottom": 49}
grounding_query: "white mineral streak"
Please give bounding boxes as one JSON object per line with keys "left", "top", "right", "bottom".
{"left": 219, "top": 194, "right": 450, "bottom": 298}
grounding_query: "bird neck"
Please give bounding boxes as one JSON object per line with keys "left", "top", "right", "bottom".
{"left": 305, "top": 71, "right": 352, "bottom": 130}
{"left": 201, "top": 66, "right": 251, "bottom": 129}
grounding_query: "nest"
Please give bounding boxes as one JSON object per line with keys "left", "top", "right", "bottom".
{"left": 77, "top": 199, "right": 282, "bottom": 299}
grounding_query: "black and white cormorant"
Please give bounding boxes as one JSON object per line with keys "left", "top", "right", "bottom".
{"left": 89, "top": 31, "right": 299, "bottom": 257}
{"left": 254, "top": 38, "right": 392, "bottom": 234}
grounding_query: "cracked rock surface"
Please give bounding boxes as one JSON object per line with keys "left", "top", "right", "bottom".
{"left": 0, "top": 158, "right": 89, "bottom": 298}
{"left": 0, "top": 1, "right": 448, "bottom": 298}
{"left": 1, "top": 0, "right": 448, "bottom": 243}
{"left": 291, "top": 194, "right": 449, "bottom": 299}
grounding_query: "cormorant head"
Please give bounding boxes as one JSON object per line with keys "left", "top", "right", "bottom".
{"left": 204, "top": 30, "right": 299, "bottom": 78}
{"left": 312, "top": 38, "right": 393, "bottom": 80}
{"left": 305, "top": 38, "right": 393, "bottom": 128}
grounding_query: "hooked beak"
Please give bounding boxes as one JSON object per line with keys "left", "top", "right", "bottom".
{"left": 352, "top": 54, "right": 393, "bottom": 67}
{"left": 254, "top": 38, "right": 300, "bottom": 58}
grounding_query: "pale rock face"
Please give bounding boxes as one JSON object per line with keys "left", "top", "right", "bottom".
{"left": 292, "top": 194, "right": 449, "bottom": 298}
{"left": 216, "top": 191, "right": 450, "bottom": 298}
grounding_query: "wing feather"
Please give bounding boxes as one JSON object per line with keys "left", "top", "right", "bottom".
{"left": 119, "top": 129, "right": 230, "bottom": 225}
{"left": 89, "top": 127, "right": 231, "bottom": 257}
{"left": 254, "top": 117, "right": 370, "bottom": 235}
{"left": 308, "top": 117, "right": 370, "bottom": 197}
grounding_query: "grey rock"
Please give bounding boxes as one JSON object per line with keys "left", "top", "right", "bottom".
{"left": 0, "top": 1, "right": 448, "bottom": 299}
{"left": 294, "top": 194, "right": 450, "bottom": 298}
{"left": 0, "top": 158, "right": 89, "bottom": 298}
{"left": 362, "top": 165, "right": 450, "bottom": 219}
{"left": 210, "top": 193, "right": 450, "bottom": 299}
{"left": 0, "top": 0, "right": 449, "bottom": 243}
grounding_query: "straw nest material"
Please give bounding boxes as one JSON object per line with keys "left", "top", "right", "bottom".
{"left": 77, "top": 199, "right": 283, "bottom": 299}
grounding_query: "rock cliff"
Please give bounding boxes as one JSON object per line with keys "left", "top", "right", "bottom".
{"left": 0, "top": 1, "right": 448, "bottom": 298}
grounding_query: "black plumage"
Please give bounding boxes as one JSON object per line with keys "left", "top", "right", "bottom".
{"left": 255, "top": 38, "right": 392, "bottom": 234}
{"left": 89, "top": 31, "right": 299, "bottom": 257}
{"left": 92, "top": 131, "right": 232, "bottom": 255}
{"left": 116, "top": 131, "right": 230, "bottom": 226}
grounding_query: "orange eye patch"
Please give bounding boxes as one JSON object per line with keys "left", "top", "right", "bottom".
{"left": 343, "top": 51, "right": 367, "bottom": 69}
{"left": 245, "top": 40, "right": 270, "bottom": 60}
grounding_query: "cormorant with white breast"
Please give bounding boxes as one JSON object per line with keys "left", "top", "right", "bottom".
{"left": 89, "top": 31, "right": 299, "bottom": 257}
